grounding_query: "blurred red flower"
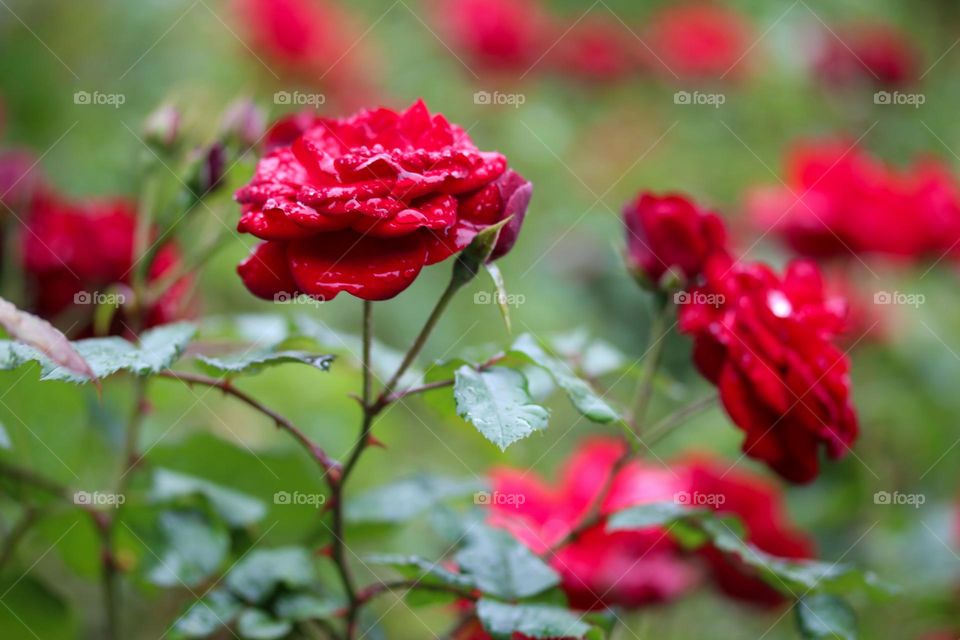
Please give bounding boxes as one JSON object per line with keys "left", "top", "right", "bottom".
{"left": 235, "top": 100, "right": 531, "bottom": 302}
{"left": 678, "top": 256, "right": 858, "bottom": 484}
{"left": 814, "top": 23, "right": 918, "bottom": 88}
{"left": 623, "top": 191, "right": 728, "bottom": 287}
{"left": 748, "top": 140, "right": 960, "bottom": 261}
{"left": 21, "top": 192, "right": 189, "bottom": 335}
{"left": 437, "top": 0, "right": 551, "bottom": 72}
{"left": 679, "top": 457, "right": 814, "bottom": 606}
{"left": 550, "top": 17, "right": 641, "bottom": 82}
{"left": 645, "top": 3, "right": 754, "bottom": 79}
{"left": 487, "top": 438, "right": 699, "bottom": 611}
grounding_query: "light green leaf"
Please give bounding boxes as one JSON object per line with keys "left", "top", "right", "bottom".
{"left": 0, "top": 322, "right": 195, "bottom": 382}
{"left": 345, "top": 474, "right": 484, "bottom": 524}
{"left": 477, "top": 599, "right": 593, "bottom": 639}
{"left": 454, "top": 366, "right": 549, "bottom": 451}
{"left": 236, "top": 609, "right": 293, "bottom": 640}
{"left": 364, "top": 554, "right": 476, "bottom": 590}
{"left": 225, "top": 548, "right": 317, "bottom": 603}
{"left": 151, "top": 468, "right": 266, "bottom": 528}
{"left": 796, "top": 594, "right": 858, "bottom": 640}
{"left": 195, "top": 349, "right": 333, "bottom": 377}
{"left": 274, "top": 593, "right": 343, "bottom": 622}
{"left": 510, "top": 334, "right": 618, "bottom": 423}
{"left": 173, "top": 590, "right": 241, "bottom": 638}
{"left": 550, "top": 329, "right": 626, "bottom": 378}
{"left": 455, "top": 527, "right": 560, "bottom": 599}
{"left": 147, "top": 511, "right": 229, "bottom": 588}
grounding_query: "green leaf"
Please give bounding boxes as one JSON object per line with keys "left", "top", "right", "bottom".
{"left": 225, "top": 547, "right": 317, "bottom": 603}
{"left": 236, "top": 609, "right": 293, "bottom": 640}
{"left": 0, "top": 295, "right": 95, "bottom": 381}
{"left": 550, "top": 329, "right": 626, "bottom": 378}
{"left": 364, "top": 554, "right": 476, "bottom": 590}
{"left": 195, "top": 349, "right": 334, "bottom": 377}
{"left": 453, "top": 366, "right": 549, "bottom": 451}
{"left": 151, "top": 468, "right": 266, "bottom": 528}
{"left": 345, "top": 474, "right": 485, "bottom": 524}
{"left": 452, "top": 217, "right": 513, "bottom": 286}
{"left": 0, "top": 322, "right": 195, "bottom": 382}
{"left": 274, "top": 593, "right": 343, "bottom": 622}
{"left": 606, "top": 502, "right": 709, "bottom": 531}
{"left": 796, "top": 594, "right": 858, "bottom": 640}
{"left": 173, "top": 590, "right": 241, "bottom": 638}
{"left": 0, "top": 422, "right": 10, "bottom": 449}
{"left": 147, "top": 511, "right": 229, "bottom": 588}
{"left": 455, "top": 527, "right": 560, "bottom": 599}
{"left": 476, "top": 599, "right": 593, "bottom": 639}
{"left": 484, "top": 263, "right": 512, "bottom": 333}
{"left": 510, "top": 334, "right": 619, "bottom": 423}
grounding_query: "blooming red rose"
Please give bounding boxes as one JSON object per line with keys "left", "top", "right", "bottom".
{"left": 748, "top": 140, "right": 960, "bottom": 260}
{"left": 487, "top": 438, "right": 699, "bottom": 611}
{"left": 235, "top": 100, "right": 531, "bottom": 301}
{"left": 678, "top": 256, "right": 857, "bottom": 483}
{"left": 678, "top": 456, "right": 814, "bottom": 606}
{"left": 438, "top": 0, "right": 550, "bottom": 72}
{"left": 645, "top": 3, "right": 753, "bottom": 79}
{"left": 21, "top": 191, "right": 190, "bottom": 334}
{"left": 813, "top": 23, "right": 918, "bottom": 88}
{"left": 623, "top": 191, "right": 728, "bottom": 286}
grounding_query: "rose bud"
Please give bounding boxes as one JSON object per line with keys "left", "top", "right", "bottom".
{"left": 190, "top": 143, "right": 227, "bottom": 197}
{"left": 622, "top": 192, "right": 728, "bottom": 289}
{"left": 143, "top": 103, "right": 181, "bottom": 149}
{"left": 221, "top": 98, "right": 267, "bottom": 149}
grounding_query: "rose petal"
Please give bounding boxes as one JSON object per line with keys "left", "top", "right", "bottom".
{"left": 237, "top": 241, "right": 298, "bottom": 300}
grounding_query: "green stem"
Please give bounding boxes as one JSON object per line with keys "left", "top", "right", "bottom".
{"left": 646, "top": 394, "right": 718, "bottom": 446}
{"left": 628, "top": 293, "right": 672, "bottom": 445}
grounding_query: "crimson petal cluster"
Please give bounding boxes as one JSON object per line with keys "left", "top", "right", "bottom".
{"left": 235, "top": 100, "right": 531, "bottom": 302}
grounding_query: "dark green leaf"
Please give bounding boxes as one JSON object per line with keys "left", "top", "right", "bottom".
{"left": 796, "top": 594, "right": 858, "bottom": 640}
{"left": 236, "top": 609, "right": 293, "bottom": 640}
{"left": 455, "top": 527, "right": 560, "bottom": 599}
{"left": 345, "top": 474, "right": 485, "bottom": 524}
{"left": 226, "top": 547, "right": 317, "bottom": 603}
{"left": 147, "top": 511, "right": 229, "bottom": 588}
{"left": 274, "top": 593, "right": 343, "bottom": 622}
{"left": 453, "top": 366, "right": 549, "bottom": 451}
{"left": 477, "top": 599, "right": 593, "bottom": 639}
{"left": 151, "top": 468, "right": 266, "bottom": 528}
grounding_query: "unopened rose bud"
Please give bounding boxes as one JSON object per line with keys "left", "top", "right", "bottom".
{"left": 221, "top": 99, "right": 266, "bottom": 149}
{"left": 191, "top": 143, "right": 226, "bottom": 197}
{"left": 143, "top": 104, "right": 181, "bottom": 149}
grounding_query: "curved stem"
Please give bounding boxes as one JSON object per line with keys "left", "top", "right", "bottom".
{"left": 646, "top": 394, "right": 718, "bottom": 446}
{"left": 627, "top": 294, "right": 672, "bottom": 443}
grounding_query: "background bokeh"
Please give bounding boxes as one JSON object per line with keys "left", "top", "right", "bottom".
{"left": 2, "top": 0, "right": 960, "bottom": 638}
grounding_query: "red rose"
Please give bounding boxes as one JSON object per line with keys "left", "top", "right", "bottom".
{"left": 813, "top": 23, "right": 918, "bottom": 88}
{"left": 748, "top": 140, "right": 960, "bottom": 260}
{"left": 438, "top": 0, "right": 550, "bottom": 72}
{"left": 679, "top": 457, "right": 814, "bottom": 606}
{"left": 235, "top": 100, "right": 531, "bottom": 301}
{"left": 678, "top": 256, "right": 857, "bottom": 483}
{"left": 623, "top": 192, "right": 728, "bottom": 286}
{"left": 21, "top": 191, "right": 190, "bottom": 335}
{"left": 487, "top": 438, "right": 699, "bottom": 611}
{"left": 645, "top": 3, "right": 753, "bottom": 79}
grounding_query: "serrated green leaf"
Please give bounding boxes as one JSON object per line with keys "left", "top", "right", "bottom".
{"left": 454, "top": 366, "right": 549, "bottom": 451}
{"left": 173, "top": 589, "right": 241, "bottom": 638}
{"left": 151, "top": 468, "right": 266, "bottom": 528}
{"left": 455, "top": 527, "right": 560, "bottom": 599}
{"left": 510, "top": 334, "right": 619, "bottom": 423}
{"left": 147, "top": 511, "right": 229, "bottom": 588}
{"left": 796, "top": 594, "right": 858, "bottom": 639}
{"left": 345, "top": 474, "right": 484, "bottom": 524}
{"left": 195, "top": 349, "right": 333, "bottom": 377}
{"left": 0, "top": 296, "right": 95, "bottom": 381}
{"left": 364, "top": 554, "right": 476, "bottom": 590}
{"left": 225, "top": 548, "right": 317, "bottom": 603}
{"left": 274, "top": 593, "right": 342, "bottom": 622}
{"left": 477, "top": 599, "right": 593, "bottom": 639}
{"left": 0, "top": 322, "right": 195, "bottom": 382}
{"left": 236, "top": 609, "right": 293, "bottom": 640}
